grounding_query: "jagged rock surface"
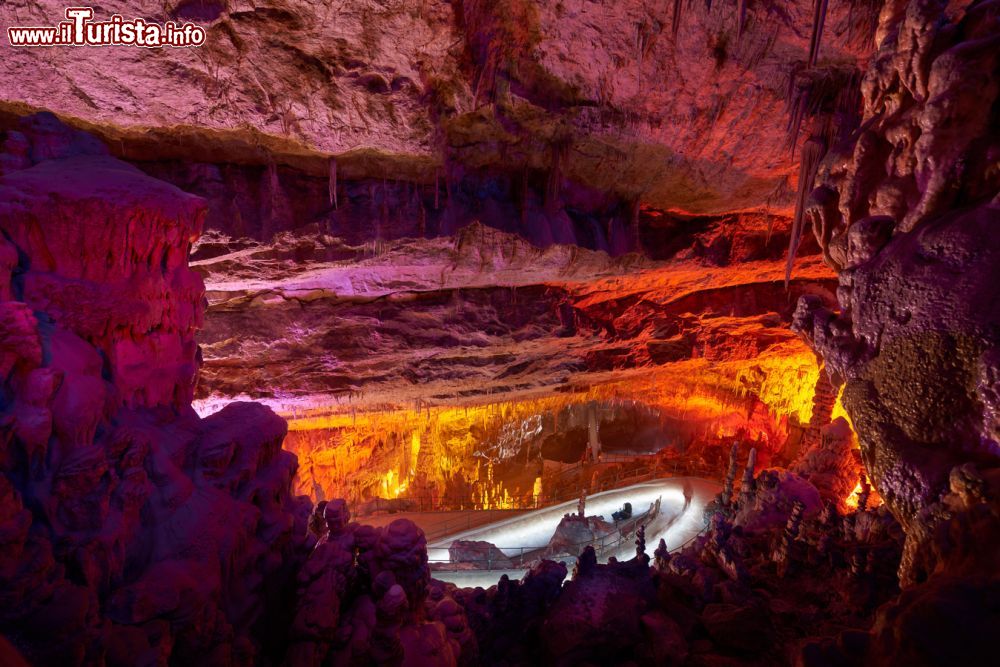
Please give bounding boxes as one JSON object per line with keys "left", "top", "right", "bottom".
{"left": 793, "top": 0, "right": 1000, "bottom": 525}
{"left": 0, "top": 0, "right": 877, "bottom": 216}
{"left": 0, "top": 1, "right": 997, "bottom": 665}
{"left": 0, "top": 115, "right": 310, "bottom": 665}
{"left": 790, "top": 2, "right": 1000, "bottom": 662}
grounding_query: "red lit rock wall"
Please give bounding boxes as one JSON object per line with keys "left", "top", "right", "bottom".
{"left": 0, "top": 113, "right": 205, "bottom": 411}
{"left": 0, "top": 114, "right": 310, "bottom": 664}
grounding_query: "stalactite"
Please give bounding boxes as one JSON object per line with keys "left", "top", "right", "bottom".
{"left": 631, "top": 198, "right": 642, "bottom": 250}
{"left": 434, "top": 168, "right": 440, "bottom": 210}
{"left": 264, "top": 159, "right": 279, "bottom": 238}
{"left": 786, "top": 65, "right": 862, "bottom": 153}
{"left": 672, "top": 0, "right": 683, "bottom": 37}
{"left": 807, "top": 0, "right": 829, "bottom": 67}
{"left": 737, "top": 0, "right": 748, "bottom": 40}
{"left": 380, "top": 178, "right": 389, "bottom": 251}
{"left": 546, "top": 159, "right": 558, "bottom": 213}
{"left": 783, "top": 64, "right": 864, "bottom": 286}
{"left": 328, "top": 158, "right": 338, "bottom": 209}
{"left": 785, "top": 65, "right": 807, "bottom": 154}
{"left": 520, "top": 169, "right": 529, "bottom": 225}
{"left": 846, "top": 0, "right": 882, "bottom": 49}
{"left": 474, "top": 44, "right": 500, "bottom": 108}
{"left": 785, "top": 137, "right": 825, "bottom": 287}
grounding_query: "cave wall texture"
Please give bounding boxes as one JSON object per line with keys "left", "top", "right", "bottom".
{"left": 793, "top": 0, "right": 1000, "bottom": 526}
{"left": 0, "top": 0, "right": 878, "bottom": 243}
{"left": 0, "top": 114, "right": 311, "bottom": 664}
{"left": 0, "top": 0, "right": 998, "bottom": 665}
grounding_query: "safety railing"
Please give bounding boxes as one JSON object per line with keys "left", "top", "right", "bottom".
{"left": 430, "top": 498, "right": 663, "bottom": 572}
{"left": 422, "top": 509, "right": 528, "bottom": 543}
{"left": 671, "top": 525, "right": 709, "bottom": 553}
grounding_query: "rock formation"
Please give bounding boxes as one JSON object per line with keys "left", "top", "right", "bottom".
{"left": 0, "top": 0, "right": 997, "bottom": 665}
{"left": 287, "top": 506, "right": 473, "bottom": 665}
{"left": 446, "top": 540, "right": 513, "bottom": 570}
{"left": 793, "top": 0, "right": 1000, "bottom": 525}
{"left": 0, "top": 114, "right": 311, "bottom": 664}
{"left": 790, "top": 0, "right": 1000, "bottom": 661}
{"left": 4, "top": 0, "right": 870, "bottom": 513}
{"left": 792, "top": 416, "right": 860, "bottom": 510}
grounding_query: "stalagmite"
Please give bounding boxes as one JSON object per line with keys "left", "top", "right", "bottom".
{"left": 857, "top": 472, "right": 871, "bottom": 512}
{"left": 635, "top": 525, "right": 647, "bottom": 561}
{"left": 739, "top": 447, "right": 757, "bottom": 508}
{"left": 775, "top": 500, "right": 805, "bottom": 577}
{"left": 587, "top": 401, "right": 601, "bottom": 462}
{"left": 798, "top": 367, "right": 837, "bottom": 450}
{"left": 722, "top": 442, "right": 740, "bottom": 506}
{"left": 653, "top": 538, "right": 670, "bottom": 570}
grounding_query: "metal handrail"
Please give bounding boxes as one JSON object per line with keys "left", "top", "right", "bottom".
{"left": 671, "top": 525, "right": 709, "bottom": 554}
{"left": 422, "top": 508, "right": 527, "bottom": 542}
{"left": 431, "top": 498, "right": 664, "bottom": 571}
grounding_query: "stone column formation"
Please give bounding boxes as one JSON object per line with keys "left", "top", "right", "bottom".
{"left": 0, "top": 113, "right": 311, "bottom": 665}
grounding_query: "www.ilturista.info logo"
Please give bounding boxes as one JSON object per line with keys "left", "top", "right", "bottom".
{"left": 7, "top": 7, "right": 206, "bottom": 47}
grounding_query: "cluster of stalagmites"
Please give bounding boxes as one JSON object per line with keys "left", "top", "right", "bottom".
{"left": 290, "top": 451, "right": 999, "bottom": 665}
{"left": 436, "top": 453, "right": 910, "bottom": 666}
{"left": 0, "top": 113, "right": 490, "bottom": 666}
{"left": 292, "top": 500, "right": 475, "bottom": 665}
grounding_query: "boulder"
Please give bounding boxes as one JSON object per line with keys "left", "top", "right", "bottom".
{"left": 447, "top": 540, "right": 513, "bottom": 570}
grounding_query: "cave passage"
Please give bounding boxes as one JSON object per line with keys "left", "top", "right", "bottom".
{"left": 0, "top": 1, "right": 997, "bottom": 665}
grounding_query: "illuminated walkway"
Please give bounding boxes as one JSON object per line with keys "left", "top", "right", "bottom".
{"left": 427, "top": 477, "right": 722, "bottom": 588}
